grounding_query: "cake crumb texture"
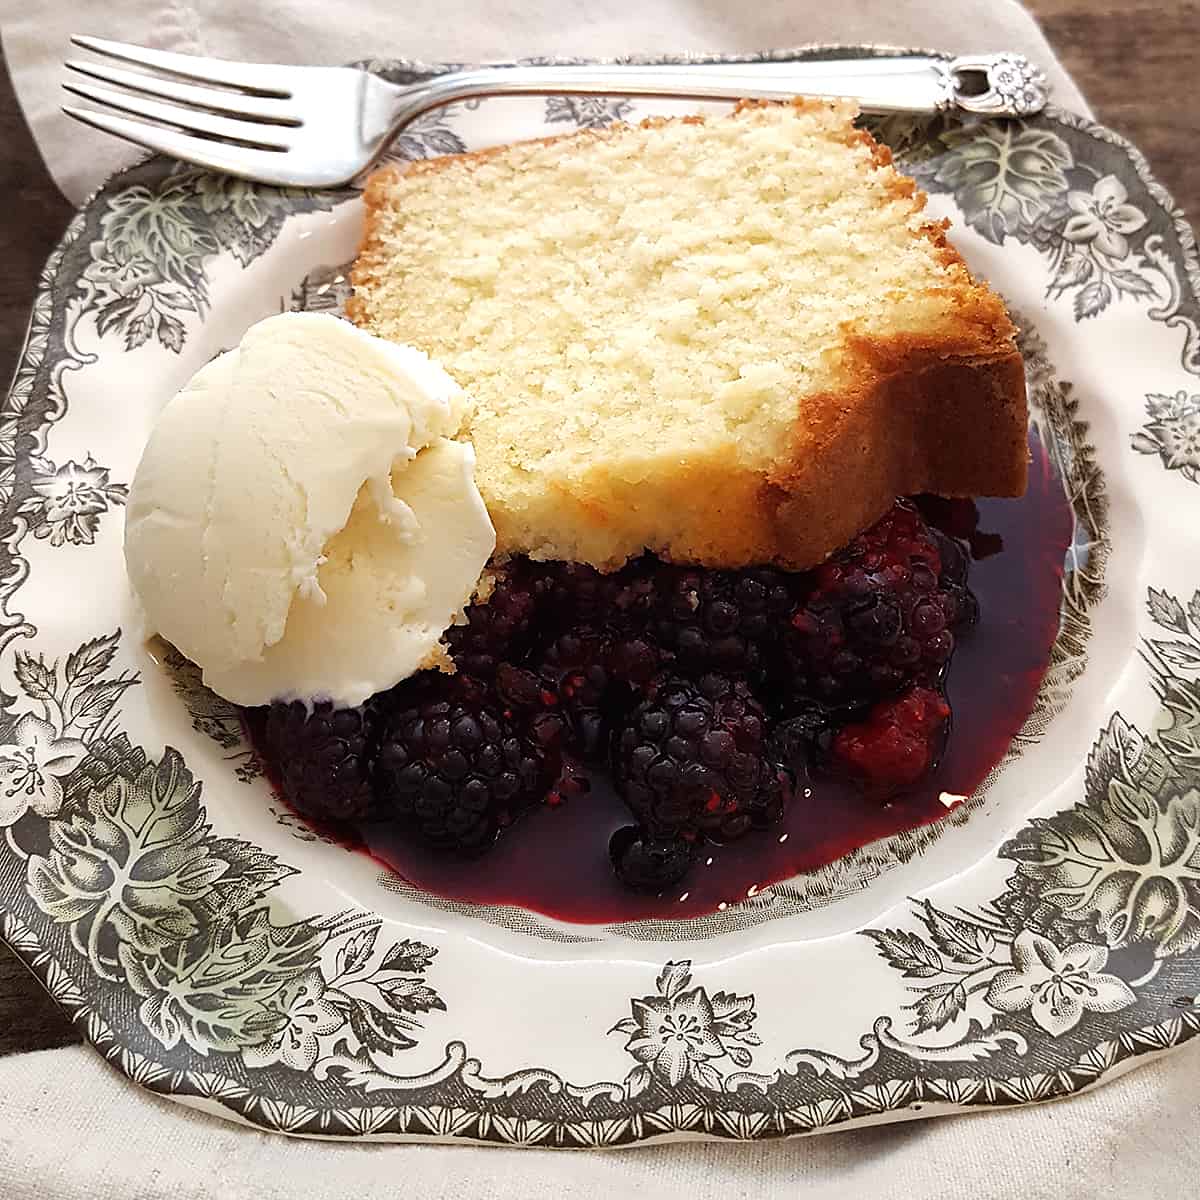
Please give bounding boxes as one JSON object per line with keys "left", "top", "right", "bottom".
{"left": 349, "top": 98, "right": 1027, "bottom": 570}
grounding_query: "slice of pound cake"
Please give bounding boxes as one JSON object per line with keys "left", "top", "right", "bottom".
{"left": 349, "top": 98, "right": 1026, "bottom": 571}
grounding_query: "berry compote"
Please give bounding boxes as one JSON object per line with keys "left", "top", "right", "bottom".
{"left": 247, "top": 433, "right": 1073, "bottom": 923}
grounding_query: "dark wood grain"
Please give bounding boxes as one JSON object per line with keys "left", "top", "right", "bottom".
{"left": 1, "top": 49, "right": 73, "bottom": 400}
{"left": 1033, "top": 0, "right": 1200, "bottom": 220}
{"left": 0, "top": 7, "right": 1197, "bottom": 1056}
{"left": 0, "top": 46, "right": 82, "bottom": 1057}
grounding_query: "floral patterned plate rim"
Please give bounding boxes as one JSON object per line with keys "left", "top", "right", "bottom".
{"left": 3, "top": 48, "right": 1200, "bottom": 1147}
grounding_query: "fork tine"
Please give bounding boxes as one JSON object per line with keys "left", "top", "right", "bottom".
{"left": 65, "top": 59, "right": 301, "bottom": 125}
{"left": 63, "top": 83, "right": 291, "bottom": 150}
{"left": 70, "top": 35, "right": 293, "bottom": 97}
{"left": 62, "top": 105, "right": 297, "bottom": 183}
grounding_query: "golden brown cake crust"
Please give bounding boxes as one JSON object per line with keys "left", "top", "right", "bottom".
{"left": 348, "top": 100, "right": 1027, "bottom": 571}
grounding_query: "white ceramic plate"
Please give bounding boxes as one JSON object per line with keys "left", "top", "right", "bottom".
{"left": 3, "top": 50, "right": 1200, "bottom": 1146}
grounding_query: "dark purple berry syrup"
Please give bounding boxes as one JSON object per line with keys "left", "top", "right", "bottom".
{"left": 255, "top": 436, "right": 1073, "bottom": 924}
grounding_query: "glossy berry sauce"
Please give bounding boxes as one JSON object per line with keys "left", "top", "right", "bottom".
{"left": 254, "top": 435, "right": 1073, "bottom": 924}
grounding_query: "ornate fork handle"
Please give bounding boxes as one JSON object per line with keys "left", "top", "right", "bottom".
{"left": 380, "top": 53, "right": 1048, "bottom": 135}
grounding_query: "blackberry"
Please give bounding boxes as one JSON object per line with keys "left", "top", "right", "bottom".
{"left": 536, "top": 561, "right": 624, "bottom": 630}
{"left": 527, "top": 628, "right": 662, "bottom": 765}
{"left": 444, "top": 564, "right": 538, "bottom": 679}
{"left": 609, "top": 825, "right": 695, "bottom": 891}
{"left": 614, "top": 674, "right": 791, "bottom": 844}
{"left": 374, "top": 693, "right": 548, "bottom": 853}
{"left": 769, "top": 703, "right": 831, "bottom": 773}
{"left": 538, "top": 554, "right": 667, "bottom": 629}
{"left": 605, "top": 634, "right": 661, "bottom": 689}
{"left": 650, "top": 566, "right": 793, "bottom": 682}
{"left": 831, "top": 685, "right": 950, "bottom": 791}
{"left": 535, "top": 629, "right": 613, "bottom": 764}
{"left": 933, "top": 529, "right": 979, "bottom": 625}
{"left": 264, "top": 701, "right": 376, "bottom": 821}
{"left": 494, "top": 661, "right": 597, "bottom": 798}
{"left": 780, "top": 501, "right": 974, "bottom": 709}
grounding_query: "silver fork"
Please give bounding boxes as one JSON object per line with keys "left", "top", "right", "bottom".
{"left": 62, "top": 37, "right": 1048, "bottom": 189}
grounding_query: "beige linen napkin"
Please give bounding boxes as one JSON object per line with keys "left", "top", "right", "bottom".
{"left": 1, "top": 1040, "right": 1198, "bottom": 1200}
{"left": 3, "top": 3, "right": 1190, "bottom": 1198}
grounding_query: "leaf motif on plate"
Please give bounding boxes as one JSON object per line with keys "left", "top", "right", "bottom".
{"left": 342, "top": 995, "right": 419, "bottom": 1055}
{"left": 200, "top": 837, "right": 296, "bottom": 921}
{"left": 383, "top": 111, "right": 468, "bottom": 163}
{"left": 905, "top": 981, "right": 968, "bottom": 1034}
{"left": 336, "top": 926, "right": 380, "bottom": 979}
{"left": 79, "top": 166, "right": 340, "bottom": 356}
{"left": 1082, "top": 712, "right": 1170, "bottom": 811}
{"left": 1154, "top": 640, "right": 1200, "bottom": 670}
{"left": 66, "top": 679, "right": 138, "bottom": 731}
{"left": 1110, "top": 268, "right": 1158, "bottom": 298}
{"left": 123, "top": 312, "right": 155, "bottom": 351}
{"left": 928, "top": 123, "right": 1073, "bottom": 245}
{"left": 64, "top": 634, "right": 120, "bottom": 688}
{"left": 918, "top": 901, "right": 997, "bottom": 966}
{"left": 379, "top": 938, "right": 438, "bottom": 974}
{"left": 14, "top": 653, "right": 56, "bottom": 703}
{"left": 1074, "top": 280, "right": 1112, "bottom": 320}
{"left": 1003, "top": 770, "right": 1200, "bottom": 958}
{"left": 26, "top": 748, "right": 227, "bottom": 963}
{"left": 376, "top": 977, "right": 445, "bottom": 1015}
{"left": 157, "top": 313, "right": 186, "bottom": 353}
{"left": 863, "top": 927, "right": 944, "bottom": 978}
{"left": 1148, "top": 588, "right": 1190, "bottom": 635}
{"left": 656, "top": 960, "right": 692, "bottom": 1000}
{"left": 119, "top": 906, "right": 325, "bottom": 1054}
{"left": 623, "top": 1065, "right": 652, "bottom": 1100}
{"left": 1049, "top": 249, "right": 1094, "bottom": 291}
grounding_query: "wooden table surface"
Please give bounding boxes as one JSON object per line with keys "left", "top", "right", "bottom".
{"left": 1, "top": 1, "right": 1198, "bottom": 1056}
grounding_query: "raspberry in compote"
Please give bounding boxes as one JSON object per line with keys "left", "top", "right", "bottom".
{"left": 832, "top": 686, "right": 952, "bottom": 790}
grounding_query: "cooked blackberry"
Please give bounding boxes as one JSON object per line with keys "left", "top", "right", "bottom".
{"left": 769, "top": 703, "right": 831, "bottom": 773}
{"left": 536, "top": 561, "right": 624, "bottom": 629}
{"left": 933, "top": 529, "right": 980, "bottom": 625}
{"left": 537, "top": 555, "right": 668, "bottom": 631}
{"left": 252, "top": 500, "right": 979, "bottom": 895}
{"left": 264, "top": 701, "right": 375, "bottom": 821}
{"left": 609, "top": 825, "right": 695, "bottom": 891}
{"left": 535, "top": 629, "right": 614, "bottom": 765}
{"left": 831, "top": 685, "right": 951, "bottom": 791}
{"left": 375, "top": 693, "right": 548, "bottom": 853}
{"left": 780, "top": 500, "right": 974, "bottom": 709}
{"left": 444, "top": 564, "right": 538, "bottom": 679}
{"left": 649, "top": 566, "right": 793, "bottom": 682}
{"left": 605, "top": 635, "right": 661, "bottom": 689}
{"left": 614, "top": 673, "right": 791, "bottom": 844}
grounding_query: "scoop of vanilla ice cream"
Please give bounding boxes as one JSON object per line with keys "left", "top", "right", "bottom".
{"left": 124, "top": 311, "right": 495, "bottom": 707}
